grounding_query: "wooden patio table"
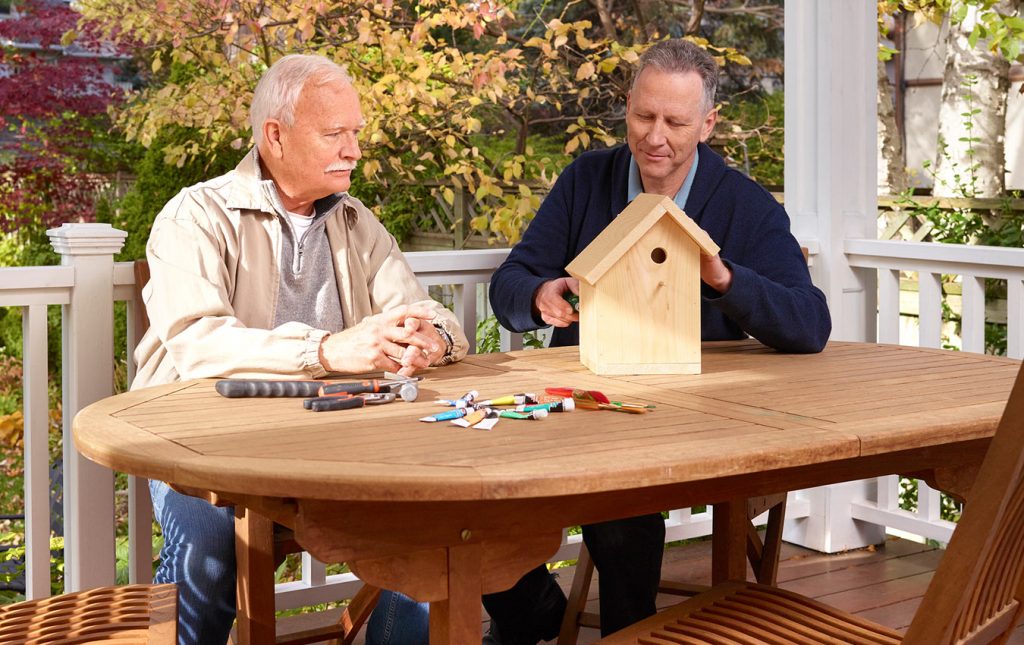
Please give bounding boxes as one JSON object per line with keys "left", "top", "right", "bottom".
{"left": 74, "top": 340, "right": 1021, "bottom": 644}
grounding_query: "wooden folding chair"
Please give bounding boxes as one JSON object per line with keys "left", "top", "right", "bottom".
{"left": 594, "top": 362, "right": 1024, "bottom": 644}
{"left": 556, "top": 494, "right": 786, "bottom": 644}
{"left": 135, "top": 260, "right": 380, "bottom": 644}
{"left": 0, "top": 583, "right": 177, "bottom": 644}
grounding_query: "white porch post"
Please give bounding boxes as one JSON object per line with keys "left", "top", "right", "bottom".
{"left": 783, "top": 1, "right": 885, "bottom": 552}
{"left": 48, "top": 223, "right": 127, "bottom": 591}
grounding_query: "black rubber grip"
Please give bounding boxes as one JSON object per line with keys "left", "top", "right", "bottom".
{"left": 215, "top": 380, "right": 324, "bottom": 398}
{"left": 310, "top": 396, "right": 365, "bottom": 412}
{"left": 320, "top": 381, "right": 379, "bottom": 396}
{"left": 302, "top": 393, "right": 351, "bottom": 409}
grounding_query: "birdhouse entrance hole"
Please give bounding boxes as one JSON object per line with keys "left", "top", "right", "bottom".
{"left": 651, "top": 247, "right": 667, "bottom": 264}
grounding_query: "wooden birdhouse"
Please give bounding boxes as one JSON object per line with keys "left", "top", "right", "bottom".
{"left": 565, "top": 193, "right": 720, "bottom": 375}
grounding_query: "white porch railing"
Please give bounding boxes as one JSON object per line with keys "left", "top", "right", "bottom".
{"left": 2, "top": 223, "right": 1022, "bottom": 608}
{"left": 836, "top": 238, "right": 1024, "bottom": 546}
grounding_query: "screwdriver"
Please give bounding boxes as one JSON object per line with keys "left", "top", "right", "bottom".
{"left": 319, "top": 377, "right": 421, "bottom": 397}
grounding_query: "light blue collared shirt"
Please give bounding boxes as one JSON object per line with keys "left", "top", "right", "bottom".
{"left": 626, "top": 148, "right": 700, "bottom": 213}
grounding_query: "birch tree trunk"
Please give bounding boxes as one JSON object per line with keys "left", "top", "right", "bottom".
{"left": 878, "top": 57, "right": 909, "bottom": 195}
{"left": 933, "top": 3, "right": 1013, "bottom": 202}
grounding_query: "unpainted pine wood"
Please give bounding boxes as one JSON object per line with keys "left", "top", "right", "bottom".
{"left": 567, "top": 194, "right": 717, "bottom": 287}
{"left": 584, "top": 220, "right": 701, "bottom": 376}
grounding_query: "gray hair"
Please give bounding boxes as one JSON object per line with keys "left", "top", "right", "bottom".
{"left": 631, "top": 39, "right": 719, "bottom": 113}
{"left": 250, "top": 54, "right": 354, "bottom": 147}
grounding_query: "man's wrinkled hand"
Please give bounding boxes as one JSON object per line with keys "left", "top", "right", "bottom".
{"left": 533, "top": 277, "right": 580, "bottom": 328}
{"left": 318, "top": 304, "right": 442, "bottom": 375}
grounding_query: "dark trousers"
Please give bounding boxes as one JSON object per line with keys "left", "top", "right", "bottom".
{"left": 482, "top": 513, "right": 665, "bottom": 643}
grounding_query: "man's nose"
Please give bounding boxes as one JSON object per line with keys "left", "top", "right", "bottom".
{"left": 341, "top": 133, "right": 361, "bottom": 161}
{"left": 646, "top": 120, "right": 668, "bottom": 145}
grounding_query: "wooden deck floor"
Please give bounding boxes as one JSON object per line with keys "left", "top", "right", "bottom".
{"left": 317, "top": 535, "right": 1024, "bottom": 644}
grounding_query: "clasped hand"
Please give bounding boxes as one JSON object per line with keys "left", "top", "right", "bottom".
{"left": 318, "top": 304, "right": 445, "bottom": 377}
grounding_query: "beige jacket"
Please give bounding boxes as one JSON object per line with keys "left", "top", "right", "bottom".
{"left": 133, "top": 150, "right": 468, "bottom": 390}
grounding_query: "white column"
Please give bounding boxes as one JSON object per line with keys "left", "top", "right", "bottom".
{"left": 783, "top": 1, "right": 884, "bottom": 552}
{"left": 785, "top": 0, "right": 879, "bottom": 343}
{"left": 48, "top": 223, "right": 127, "bottom": 591}
{"left": 783, "top": 482, "right": 885, "bottom": 553}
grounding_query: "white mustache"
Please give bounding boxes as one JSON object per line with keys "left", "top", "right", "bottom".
{"left": 325, "top": 162, "right": 357, "bottom": 173}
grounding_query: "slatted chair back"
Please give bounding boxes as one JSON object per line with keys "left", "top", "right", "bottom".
{"left": 0, "top": 583, "right": 176, "bottom": 644}
{"left": 905, "top": 363, "right": 1024, "bottom": 644}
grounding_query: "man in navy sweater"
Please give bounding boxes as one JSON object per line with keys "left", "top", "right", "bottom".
{"left": 484, "top": 39, "right": 831, "bottom": 643}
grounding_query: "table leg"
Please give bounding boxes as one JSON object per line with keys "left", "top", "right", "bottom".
{"left": 428, "top": 542, "right": 483, "bottom": 644}
{"left": 236, "top": 508, "right": 277, "bottom": 645}
{"left": 711, "top": 499, "right": 748, "bottom": 584}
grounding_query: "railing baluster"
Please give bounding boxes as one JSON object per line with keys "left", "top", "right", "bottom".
{"left": 127, "top": 477, "right": 153, "bottom": 584}
{"left": 23, "top": 304, "right": 51, "bottom": 599}
{"left": 878, "top": 269, "right": 900, "bottom": 344}
{"left": 452, "top": 283, "right": 478, "bottom": 355}
{"left": 918, "top": 272, "right": 943, "bottom": 348}
{"left": 1009, "top": 278, "right": 1023, "bottom": 360}
{"left": 918, "top": 480, "right": 941, "bottom": 523}
{"left": 961, "top": 275, "right": 986, "bottom": 354}
{"left": 301, "top": 553, "right": 327, "bottom": 589}
{"left": 876, "top": 474, "right": 900, "bottom": 511}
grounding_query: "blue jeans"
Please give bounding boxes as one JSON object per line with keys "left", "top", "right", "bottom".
{"left": 150, "top": 480, "right": 429, "bottom": 645}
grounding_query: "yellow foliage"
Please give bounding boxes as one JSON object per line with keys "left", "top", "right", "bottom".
{"left": 75, "top": 0, "right": 751, "bottom": 242}
{"left": 0, "top": 411, "right": 23, "bottom": 448}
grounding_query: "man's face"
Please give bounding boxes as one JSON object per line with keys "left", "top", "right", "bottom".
{"left": 273, "top": 79, "right": 363, "bottom": 203}
{"left": 625, "top": 67, "right": 717, "bottom": 196}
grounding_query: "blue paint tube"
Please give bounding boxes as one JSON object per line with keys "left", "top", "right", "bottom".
{"left": 420, "top": 407, "right": 473, "bottom": 422}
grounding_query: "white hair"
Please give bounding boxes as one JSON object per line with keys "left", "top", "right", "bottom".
{"left": 250, "top": 54, "right": 354, "bottom": 147}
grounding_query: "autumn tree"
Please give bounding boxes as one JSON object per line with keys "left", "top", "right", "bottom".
{"left": 77, "top": 0, "right": 751, "bottom": 243}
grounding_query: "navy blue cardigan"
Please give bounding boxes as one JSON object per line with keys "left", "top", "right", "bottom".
{"left": 488, "top": 144, "right": 831, "bottom": 353}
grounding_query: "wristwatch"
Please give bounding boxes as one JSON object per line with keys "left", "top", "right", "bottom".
{"left": 432, "top": 319, "right": 457, "bottom": 366}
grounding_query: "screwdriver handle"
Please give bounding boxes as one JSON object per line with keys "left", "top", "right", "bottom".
{"left": 309, "top": 396, "right": 366, "bottom": 412}
{"left": 216, "top": 380, "right": 324, "bottom": 398}
{"left": 320, "top": 380, "right": 383, "bottom": 396}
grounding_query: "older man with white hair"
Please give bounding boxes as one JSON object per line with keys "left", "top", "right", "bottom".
{"left": 134, "top": 54, "right": 466, "bottom": 645}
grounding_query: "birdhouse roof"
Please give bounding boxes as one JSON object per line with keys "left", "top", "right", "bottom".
{"left": 566, "top": 193, "right": 720, "bottom": 285}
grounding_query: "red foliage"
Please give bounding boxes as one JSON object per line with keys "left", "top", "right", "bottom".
{"left": 0, "top": 0, "right": 128, "bottom": 237}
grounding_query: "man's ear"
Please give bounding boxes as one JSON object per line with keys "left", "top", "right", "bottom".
{"left": 699, "top": 108, "right": 718, "bottom": 143}
{"left": 262, "top": 119, "right": 285, "bottom": 159}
